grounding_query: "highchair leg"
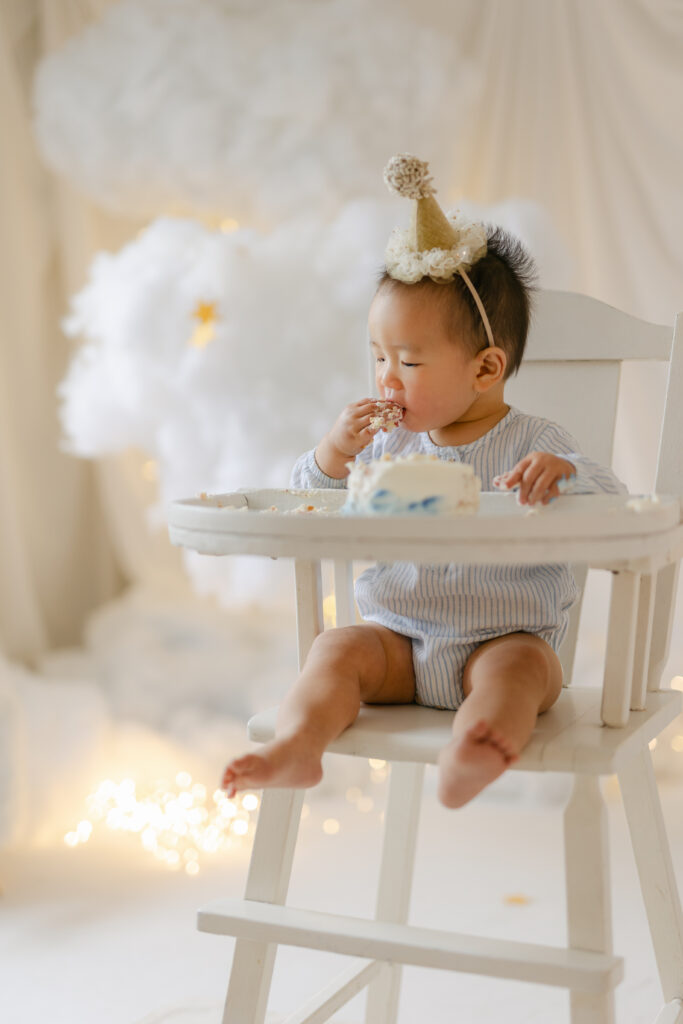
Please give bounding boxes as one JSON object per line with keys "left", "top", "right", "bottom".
{"left": 564, "top": 774, "right": 615, "bottom": 1024}
{"left": 221, "top": 786, "right": 305, "bottom": 1024}
{"left": 220, "top": 557, "right": 320, "bottom": 1023}
{"left": 364, "top": 760, "right": 425, "bottom": 1024}
{"left": 618, "top": 745, "right": 683, "bottom": 1010}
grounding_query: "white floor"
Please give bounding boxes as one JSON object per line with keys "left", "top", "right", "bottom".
{"left": 3, "top": 763, "right": 683, "bottom": 1024}
{"left": 2, "top": 583, "right": 683, "bottom": 1024}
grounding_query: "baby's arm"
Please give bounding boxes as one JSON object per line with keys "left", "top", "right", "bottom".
{"left": 497, "top": 453, "right": 627, "bottom": 506}
{"left": 496, "top": 452, "right": 578, "bottom": 506}
{"left": 496, "top": 425, "right": 627, "bottom": 506}
{"left": 290, "top": 398, "right": 380, "bottom": 489}
{"left": 315, "top": 399, "right": 383, "bottom": 479}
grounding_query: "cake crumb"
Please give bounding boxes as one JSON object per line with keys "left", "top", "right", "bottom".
{"left": 626, "top": 494, "right": 662, "bottom": 512}
{"left": 504, "top": 893, "right": 531, "bottom": 906}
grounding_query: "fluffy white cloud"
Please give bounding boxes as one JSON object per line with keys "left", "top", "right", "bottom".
{"left": 59, "top": 203, "right": 398, "bottom": 501}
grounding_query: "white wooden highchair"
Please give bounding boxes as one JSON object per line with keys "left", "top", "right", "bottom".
{"left": 168, "top": 291, "right": 683, "bottom": 1023}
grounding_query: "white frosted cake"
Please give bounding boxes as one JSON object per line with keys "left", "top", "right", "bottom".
{"left": 345, "top": 453, "right": 481, "bottom": 516}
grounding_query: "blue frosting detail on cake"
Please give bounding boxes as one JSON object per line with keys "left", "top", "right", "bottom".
{"left": 343, "top": 490, "right": 445, "bottom": 516}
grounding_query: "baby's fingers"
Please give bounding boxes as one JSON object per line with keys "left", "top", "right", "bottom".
{"left": 526, "top": 470, "right": 562, "bottom": 505}
{"left": 496, "top": 457, "right": 531, "bottom": 491}
{"left": 518, "top": 462, "right": 551, "bottom": 504}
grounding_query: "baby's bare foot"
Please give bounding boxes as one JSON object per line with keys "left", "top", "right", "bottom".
{"left": 437, "top": 719, "right": 518, "bottom": 809}
{"left": 221, "top": 735, "right": 324, "bottom": 798}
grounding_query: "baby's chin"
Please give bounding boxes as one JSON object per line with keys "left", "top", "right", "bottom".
{"left": 400, "top": 411, "right": 430, "bottom": 433}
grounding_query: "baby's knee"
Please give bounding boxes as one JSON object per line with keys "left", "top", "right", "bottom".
{"left": 309, "top": 624, "right": 376, "bottom": 666}
{"left": 504, "top": 635, "right": 563, "bottom": 708}
{"left": 466, "top": 632, "right": 562, "bottom": 706}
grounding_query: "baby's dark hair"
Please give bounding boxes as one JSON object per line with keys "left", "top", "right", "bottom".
{"left": 377, "top": 226, "right": 537, "bottom": 378}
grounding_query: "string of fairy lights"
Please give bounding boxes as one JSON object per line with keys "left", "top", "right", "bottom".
{"left": 64, "top": 772, "right": 258, "bottom": 873}
{"left": 63, "top": 759, "right": 389, "bottom": 873}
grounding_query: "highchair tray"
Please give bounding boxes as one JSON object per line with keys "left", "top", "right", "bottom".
{"left": 167, "top": 489, "right": 683, "bottom": 569}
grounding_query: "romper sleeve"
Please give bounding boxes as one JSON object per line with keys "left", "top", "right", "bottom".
{"left": 289, "top": 449, "right": 348, "bottom": 490}
{"left": 290, "top": 430, "right": 399, "bottom": 489}
{"left": 533, "top": 421, "right": 627, "bottom": 495}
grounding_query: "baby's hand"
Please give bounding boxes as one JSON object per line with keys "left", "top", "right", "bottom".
{"left": 495, "top": 452, "right": 576, "bottom": 505}
{"left": 315, "top": 399, "right": 383, "bottom": 478}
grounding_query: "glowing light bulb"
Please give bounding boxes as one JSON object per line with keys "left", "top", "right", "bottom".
{"left": 76, "top": 820, "right": 93, "bottom": 842}
{"left": 142, "top": 828, "right": 158, "bottom": 851}
{"left": 323, "top": 594, "right": 337, "bottom": 627}
{"left": 241, "top": 794, "right": 259, "bottom": 811}
{"left": 323, "top": 818, "right": 340, "bottom": 835}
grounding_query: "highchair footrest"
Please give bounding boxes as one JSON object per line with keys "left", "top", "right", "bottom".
{"left": 198, "top": 897, "right": 623, "bottom": 993}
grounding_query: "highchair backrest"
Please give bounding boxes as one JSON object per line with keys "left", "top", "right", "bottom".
{"left": 496, "top": 290, "right": 681, "bottom": 684}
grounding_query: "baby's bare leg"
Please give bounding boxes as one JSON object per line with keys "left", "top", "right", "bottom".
{"left": 438, "top": 632, "right": 562, "bottom": 809}
{"left": 222, "top": 624, "right": 415, "bottom": 796}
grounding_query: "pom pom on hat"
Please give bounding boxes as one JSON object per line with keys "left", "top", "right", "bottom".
{"left": 383, "top": 154, "right": 435, "bottom": 200}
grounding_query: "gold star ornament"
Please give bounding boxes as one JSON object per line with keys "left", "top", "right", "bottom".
{"left": 189, "top": 301, "right": 219, "bottom": 349}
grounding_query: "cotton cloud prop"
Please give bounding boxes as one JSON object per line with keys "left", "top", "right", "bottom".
{"left": 33, "top": 0, "right": 471, "bottom": 223}
{"left": 60, "top": 203, "right": 399, "bottom": 500}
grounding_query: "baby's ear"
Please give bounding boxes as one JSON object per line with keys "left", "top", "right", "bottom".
{"left": 475, "top": 345, "right": 507, "bottom": 388}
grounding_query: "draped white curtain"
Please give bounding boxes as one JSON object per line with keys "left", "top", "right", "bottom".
{"left": 0, "top": 0, "right": 124, "bottom": 663}
{"left": 1, "top": 0, "right": 682, "bottom": 662}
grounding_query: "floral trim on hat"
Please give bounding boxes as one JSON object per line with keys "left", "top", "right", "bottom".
{"left": 384, "top": 213, "right": 488, "bottom": 284}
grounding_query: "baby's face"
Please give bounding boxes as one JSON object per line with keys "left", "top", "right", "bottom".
{"left": 368, "top": 285, "right": 481, "bottom": 435}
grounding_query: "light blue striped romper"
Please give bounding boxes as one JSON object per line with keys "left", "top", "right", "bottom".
{"left": 291, "top": 407, "right": 625, "bottom": 710}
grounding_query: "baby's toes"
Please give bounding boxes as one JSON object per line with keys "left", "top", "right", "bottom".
{"left": 222, "top": 755, "right": 254, "bottom": 790}
{"left": 493, "top": 733, "right": 517, "bottom": 762}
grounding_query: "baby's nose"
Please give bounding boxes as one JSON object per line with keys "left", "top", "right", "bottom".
{"left": 380, "top": 366, "right": 403, "bottom": 389}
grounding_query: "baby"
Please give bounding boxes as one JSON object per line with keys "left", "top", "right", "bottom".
{"left": 223, "top": 155, "right": 624, "bottom": 808}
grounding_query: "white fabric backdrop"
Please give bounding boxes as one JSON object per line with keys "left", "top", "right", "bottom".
{"left": 0, "top": 0, "right": 125, "bottom": 662}
{"left": 1, "top": 0, "right": 682, "bottom": 661}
